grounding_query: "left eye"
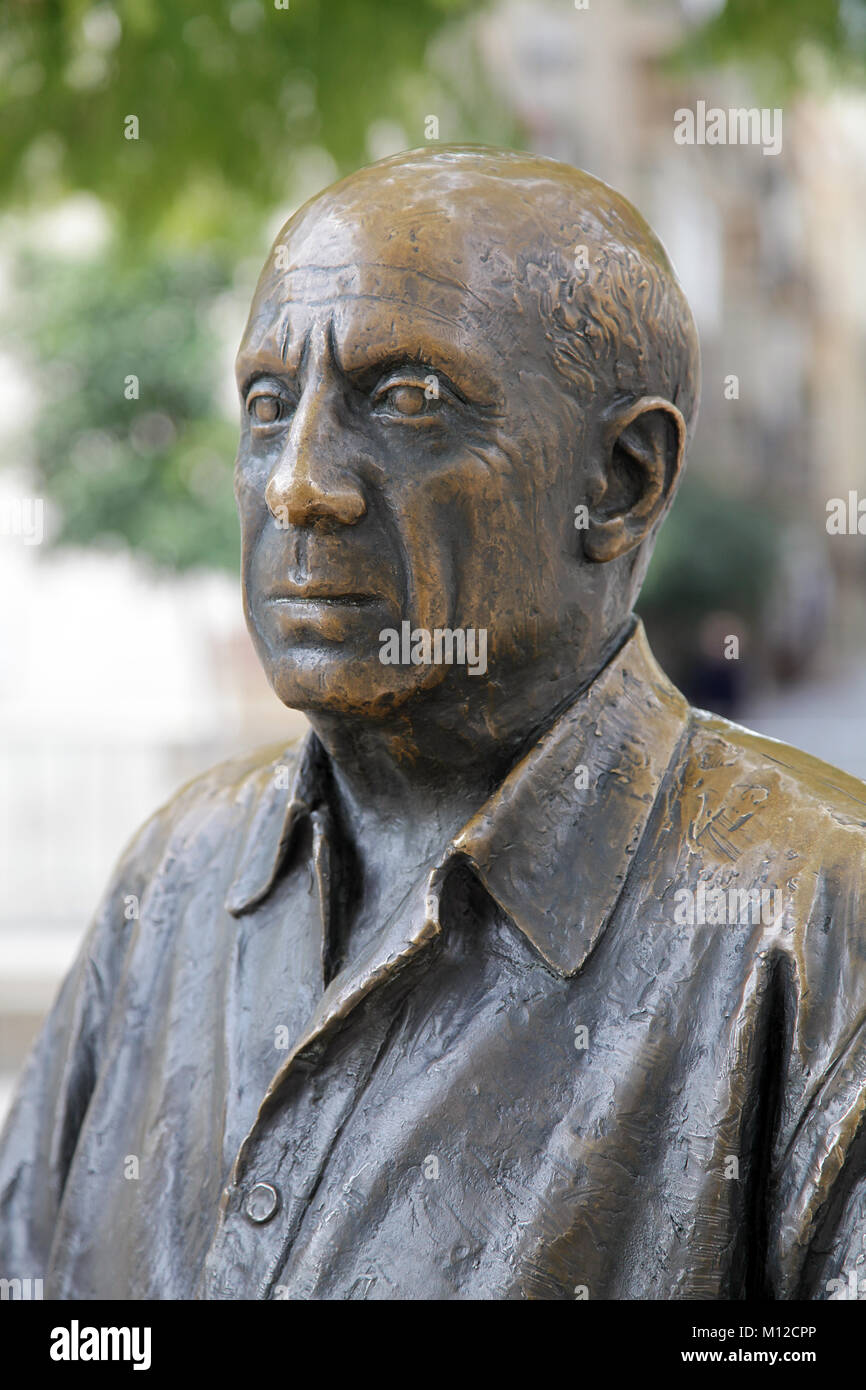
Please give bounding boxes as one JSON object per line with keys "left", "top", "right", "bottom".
{"left": 376, "top": 382, "right": 433, "bottom": 417}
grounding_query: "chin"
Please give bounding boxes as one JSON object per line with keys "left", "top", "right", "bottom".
{"left": 263, "top": 648, "right": 449, "bottom": 719}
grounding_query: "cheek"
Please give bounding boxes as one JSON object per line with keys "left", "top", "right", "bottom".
{"left": 445, "top": 442, "right": 577, "bottom": 651}
{"left": 446, "top": 442, "right": 547, "bottom": 597}
{"left": 235, "top": 453, "right": 264, "bottom": 520}
{"left": 235, "top": 455, "right": 275, "bottom": 550}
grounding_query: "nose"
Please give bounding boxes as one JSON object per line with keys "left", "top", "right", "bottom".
{"left": 264, "top": 373, "right": 366, "bottom": 528}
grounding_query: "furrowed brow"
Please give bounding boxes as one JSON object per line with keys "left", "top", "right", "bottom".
{"left": 339, "top": 340, "right": 500, "bottom": 406}
{"left": 235, "top": 347, "right": 295, "bottom": 395}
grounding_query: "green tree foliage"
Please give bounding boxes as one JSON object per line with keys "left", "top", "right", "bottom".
{"left": 670, "top": 0, "right": 866, "bottom": 96}
{"left": 0, "top": 0, "right": 492, "bottom": 249}
{"left": 12, "top": 252, "right": 241, "bottom": 571}
{"left": 640, "top": 475, "right": 778, "bottom": 620}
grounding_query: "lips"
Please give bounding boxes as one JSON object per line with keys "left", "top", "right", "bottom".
{"left": 266, "top": 588, "right": 381, "bottom": 607}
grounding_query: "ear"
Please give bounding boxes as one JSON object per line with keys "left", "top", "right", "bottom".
{"left": 584, "top": 395, "right": 686, "bottom": 563}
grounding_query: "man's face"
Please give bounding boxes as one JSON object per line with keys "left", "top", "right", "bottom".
{"left": 235, "top": 180, "right": 592, "bottom": 717}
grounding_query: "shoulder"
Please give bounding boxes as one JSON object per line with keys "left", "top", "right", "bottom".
{"left": 667, "top": 708, "right": 866, "bottom": 1038}
{"left": 145, "top": 736, "right": 304, "bottom": 830}
{"left": 155, "top": 738, "right": 305, "bottom": 824}
{"left": 101, "top": 736, "right": 308, "bottom": 906}
{"left": 677, "top": 706, "right": 866, "bottom": 909}
{"left": 684, "top": 706, "right": 866, "bottom": 826}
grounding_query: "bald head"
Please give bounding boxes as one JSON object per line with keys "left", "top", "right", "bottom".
{"left": 251, "top": 145, "right": 700, "bottom": 445}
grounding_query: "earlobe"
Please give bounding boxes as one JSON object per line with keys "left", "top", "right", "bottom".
{"left": 584, "top": 395, "right": 687, "bottom": 563}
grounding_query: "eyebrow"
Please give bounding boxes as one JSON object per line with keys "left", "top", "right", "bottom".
{"left": 236, "top": 328, "right": 501, "bottom": 406}
{"left": 340, "top": 351, "right": 472, "bottom": 404}
{"left": 235, "top": 347, "right": 294, "bottom": 396}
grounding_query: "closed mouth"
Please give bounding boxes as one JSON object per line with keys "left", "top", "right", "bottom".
{"left": 267, "top": 592, "right": 381, "bottom": 607}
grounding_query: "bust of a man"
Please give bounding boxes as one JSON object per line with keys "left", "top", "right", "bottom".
{"left": 3, "top": 147, "right": 866, "bottom": 1302}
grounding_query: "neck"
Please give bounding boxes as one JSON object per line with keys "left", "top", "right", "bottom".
{"left": 306, "top": 618, "right": 633, "bottom": 856}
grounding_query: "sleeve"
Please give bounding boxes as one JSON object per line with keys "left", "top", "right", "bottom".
{"left": 0, "top": 805, "right": 171, "bottom": 1281}
{"left": 767, "top": 840, "right": 866, "bottom": 1300}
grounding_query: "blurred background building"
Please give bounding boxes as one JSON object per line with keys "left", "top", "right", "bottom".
{"left": 1, "top": 0, "right": 865, "bottom": 1120}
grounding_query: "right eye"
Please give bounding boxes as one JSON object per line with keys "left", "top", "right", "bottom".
{"left": 248, "top": 393, "right": 284, "bottom": 425}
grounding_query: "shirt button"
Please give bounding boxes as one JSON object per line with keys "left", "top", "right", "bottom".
{"left": 244, "top": 1182, "right": 280, "bottom": 1224}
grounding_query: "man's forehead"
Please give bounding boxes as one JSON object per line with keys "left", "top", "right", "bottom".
{"left": 272, "top": 183, "right": 512, "bottom": 294}
{"left": 238, "top": 203, "right": 530, "bottom": 394}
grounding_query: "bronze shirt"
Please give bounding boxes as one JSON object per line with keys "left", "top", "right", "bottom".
{"left": 2, "top": 620, "right": 866, "bottom": 1300}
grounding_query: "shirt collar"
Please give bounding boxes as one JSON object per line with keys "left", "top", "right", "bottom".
{"left": 223, "top": 732, "right": 327, "bottom": 918}
{"left": 225, "top": 619, "right": 690, "bottom": 978}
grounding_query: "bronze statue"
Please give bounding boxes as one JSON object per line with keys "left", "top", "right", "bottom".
{"left": 3, "top": 146, "right": 866, "bottom": 1301}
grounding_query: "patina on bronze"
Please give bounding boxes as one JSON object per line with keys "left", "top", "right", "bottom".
{"left": 2, "top": 146, "right": 866, "bottom": 1301}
